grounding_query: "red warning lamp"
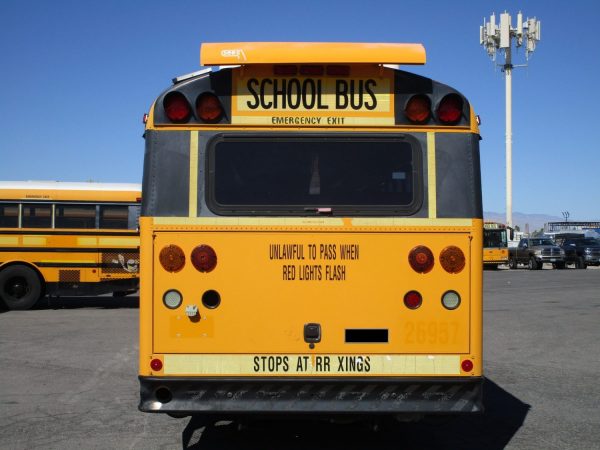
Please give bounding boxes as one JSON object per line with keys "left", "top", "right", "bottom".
{"left": 405, "top": 94, "right": 431, "bottom": 124}
{"left": 191, "top": 244, "right": 218, "bottom": 273}
{"left": 408, "top": 245, "right": 434, "bottom": 273}
{"left": 163, "top": 92, "right": 191, "bottom": 123}
{"left": 196, "top": 93, "right": 223, "bottom": 123}
{"left": 437, "top": 94, "right": 463, "bottom": 124}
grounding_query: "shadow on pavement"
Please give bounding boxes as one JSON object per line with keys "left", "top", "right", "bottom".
{"left": 180, "top": 378, "right": 529, "bottom": 450}
{"left": 38, "top": 294, "right": 139, "bottom": 309}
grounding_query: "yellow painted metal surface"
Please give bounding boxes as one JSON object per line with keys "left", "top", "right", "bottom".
{"left": 483, "top": 247, "right": 509, "bottom": 265}
{"left": 140, "top": 219, "right": 483, "bottom": 378}
{"left": 0, "top": 231, "right": 140, "bottom": 282}
{"left": 201, "top": 42, "right": 426, "bottom": 66}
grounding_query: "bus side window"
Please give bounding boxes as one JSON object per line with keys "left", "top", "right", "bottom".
{"left": 99, "top": 205, "right": 129, "bottom": 229}
{"left": 21, "top": 203, "right": 52, "bottom": 228}
{"left": 55, "top": 204, "right": 96, "bottom": 229}
{"left": 0, "top": 203, "right": 19, "bottom": 228}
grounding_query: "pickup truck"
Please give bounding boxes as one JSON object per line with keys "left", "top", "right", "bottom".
{"left": 555, "top": 237, "right": 600, "bottom": 269}
{"left": 508, "top": 237, "right": 565, "bottom": 270}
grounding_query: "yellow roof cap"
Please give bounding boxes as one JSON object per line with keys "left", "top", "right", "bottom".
{"left": 200, "top": 42, "right": 426, "bottom": 66}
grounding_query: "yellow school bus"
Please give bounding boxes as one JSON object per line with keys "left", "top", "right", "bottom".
{"left": 483, "top": 221, "right": 509, "bottom": 269}
{"left": 139, "top": 42, "right": 483, "bottom": 418}
{"left": 0, "top": 181, "right": 140, "bottom": 310}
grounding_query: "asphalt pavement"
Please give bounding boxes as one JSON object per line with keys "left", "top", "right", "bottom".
{"left": 0, "top": 268, "right": 599, "bottom": 449}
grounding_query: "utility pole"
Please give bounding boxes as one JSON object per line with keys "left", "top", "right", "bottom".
{"left": 480, "top": 12, "right": 541, "bottom": 227}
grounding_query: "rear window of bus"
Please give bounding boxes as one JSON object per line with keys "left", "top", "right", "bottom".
{"left": 207, "top": 135, "right": 422, "bottom": 215}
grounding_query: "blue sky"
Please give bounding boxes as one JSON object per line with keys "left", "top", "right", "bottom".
{"left": 1, "top": 0, "right": 598, "bottom": 220}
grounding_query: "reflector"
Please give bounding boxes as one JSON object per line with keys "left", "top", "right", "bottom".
{"left": 461, "top": 359, "right": 473, "bottom": 372}
{"left": 150, "top": 359, "right": 163, "bottom": 371}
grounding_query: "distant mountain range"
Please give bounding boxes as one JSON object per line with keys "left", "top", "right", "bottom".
{"left": 483, "top": 211, "right": 563, "bottom": 232}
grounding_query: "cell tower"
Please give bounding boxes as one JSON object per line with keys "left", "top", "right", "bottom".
{"left": 480, "top": 12, "right": 541, "bottom": 227}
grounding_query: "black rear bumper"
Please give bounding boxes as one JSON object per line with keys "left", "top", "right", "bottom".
{"left": 139, "top": 376, "right": 483, "bottom": 415}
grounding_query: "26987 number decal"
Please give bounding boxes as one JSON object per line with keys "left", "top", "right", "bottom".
{"left": 404, "top": 321, "right": 459, "bottom": 344}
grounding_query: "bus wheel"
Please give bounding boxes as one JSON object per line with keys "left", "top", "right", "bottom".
{"left": 0, "top": 265, "right": 43, "bottom": 310}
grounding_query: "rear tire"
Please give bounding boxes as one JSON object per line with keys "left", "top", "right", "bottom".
{"left": 0, "top": 265, "right": 43, "bottom": 310}
{"left": 527, "top": 257, "right": 537, "bottom": 270}
{"left": 508, "top": 258, "right": 517, "bottom": 269}
{"left": 576, "top": 257, "right": 587, "bottom": 269}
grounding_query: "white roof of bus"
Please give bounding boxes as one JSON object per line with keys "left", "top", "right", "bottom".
{"left": 0, "top": 181, "right": 141, "bottom": 192}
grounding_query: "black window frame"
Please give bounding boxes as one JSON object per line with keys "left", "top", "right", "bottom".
{"left": 205, "top": 133, "right": 423, "bottom": 216}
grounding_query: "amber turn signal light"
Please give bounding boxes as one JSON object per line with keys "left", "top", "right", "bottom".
{"left": 440, "top": 246, "right": 465, "bottom": 273}
{"left": 196, "top": 93, "right": 223, "bottom": 123}
{"left": 159, "top": 244, "right": 185, "bottom": 272}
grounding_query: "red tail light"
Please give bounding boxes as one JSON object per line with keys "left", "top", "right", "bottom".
{"left": 159, "top": 245, "right": 185, "bottom": 272}
{"left": 191, "top": 245, "right": 217, "bottom": 272}
{"left": 403, "top": 290, "right": 423, "bottom": 309}
{"left": 439, "top": 246, "right": 466, "bottom": 273}
{"left": 163, "top": 92, "right": 191, "bottom": 123}
{"left": 405, "top": 94, "right": 431, "bottom": 124}
{"left": 196, "top": 93, "right": 223, "bottom": 123}
{"left": 437, "top": 94, "right": 463, "bottom": 124}
{"left": 408, "top": 245, "right": 434, "bottom": 273}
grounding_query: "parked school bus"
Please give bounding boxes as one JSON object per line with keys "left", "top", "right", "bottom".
{"left": 483, "top": 221, "right": 509, "bottom": 269}
{"left": 0, "top": 181, "right": 140, "bottom": 310}
{"left": 138, "top": 42, "right": 484, "bottom": 419}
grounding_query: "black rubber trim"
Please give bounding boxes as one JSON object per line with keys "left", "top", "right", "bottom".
{"left": 139, "top": 376, "right": 483, "bottom": 415}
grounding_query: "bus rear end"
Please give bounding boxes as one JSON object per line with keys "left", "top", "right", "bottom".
{"left": 139, "top": 42, "right": 483, "bottom": 418}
